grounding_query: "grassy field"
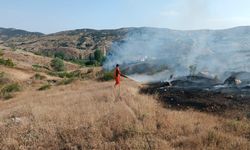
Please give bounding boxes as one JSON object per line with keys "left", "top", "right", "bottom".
{"left": 0, "top": 49, "right": 249, "bottom": 149}
{"left": 0, "top": 79, "right": 249, "bottom": 149}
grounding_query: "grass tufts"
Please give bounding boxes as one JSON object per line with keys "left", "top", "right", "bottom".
{"left": 33, "top": 73, "right": 46, "bottom": 80}
{"left": 0, "top": 83, "right": 21, "bottom": 100}
{"left": 38, "top": 84, "right": 51, "bottom": 91}
{"left": 56, "top": 78, "right": 75, "bottom": 86}
{"left": 99, "top": 71, "right": 113, "bottom": 81}
{"left": 0, "top": 58, "right": 15, "bottom": 67}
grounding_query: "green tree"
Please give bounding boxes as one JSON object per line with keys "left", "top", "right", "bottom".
{"left": 94, "top": 49, "right": 104, "bottom": 63}
{"left": 50, "top": 58, "right": 65, "bottom": 72}
{"left": 54, "top": 51, "right": 65, "bottom": 60}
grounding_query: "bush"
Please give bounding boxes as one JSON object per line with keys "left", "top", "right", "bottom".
{"left": 34, "top": 73, "right": 46, "bottom": 80}
{"left": 32, "top": 64, "right": 50, "bottom": 70}
{"left": 1, "top": 83, "right": 20, "bottom": 94}
{"left": 1, "top": 83, "right": 21, "bottom": 100}
{"left": 49, "top": 71, "right": 75, "bottom": 78}
{"left": 94, "top": 49, "right": 103, "bottom": 62}
{"left": 32, "top": 64, "right": 42, "bottom": 69}
{"left": 0, "top": 72, "right": 11, "bottom": 88}
{"left": 50, "top": 58, "right": 65, "bottom": 72}
{"left": 0, "top": 49, "right": 3, "bottom": 56}
{"left": 38, "top": 84, "right": 51, "bottom": 91}
{"left": 5, "top": 59, "right": 15, "bottom": 67}
{"left": 0, "top": 58, "right": 15, "bottom": 67}
{"left": 94, "top": 49, "right": 105, "bottom": 65}
{"left": 69, "top": 59, "right": 87, "bottom": 66}
{"left": 54, "top": 51, "right": 65, "bottom": 59}
{"left": 0, "top": 72, "right": 4, "bottom": 78}
{"left": 58, "top": 72, "right": 74, "bottom": 78}
{"left": 100, "top": 71, "right": 114, "bottom": 81}
{"left": 85, "top": 60, "right": 98, "bottom": 66}
{"left": 56, "top": 78, "right": 75, "bottom": 85}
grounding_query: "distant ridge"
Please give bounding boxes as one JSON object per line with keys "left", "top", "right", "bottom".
{"left": 0, "top": 27, "right": 44, "bottom": 41}
{"left": 1, "top": 26, "right": 250, "bottom": 62}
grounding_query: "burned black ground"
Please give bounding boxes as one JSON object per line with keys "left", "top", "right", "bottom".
{"left": 140, "top": 76, "right": 250, "bottom": 119}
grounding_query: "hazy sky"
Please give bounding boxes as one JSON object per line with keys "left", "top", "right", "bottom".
{"left": 1, "top": 0, "right": 250, "bottom": 33}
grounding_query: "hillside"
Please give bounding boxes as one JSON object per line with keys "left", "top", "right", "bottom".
{"left": 0, "top": 50, "right": 249, "bottom": 149}
{"left": 0, "top": 28, "right": 43, "bottom": 41}
{"left": 2, "top": 26, "right": 250, "bottom": 80}
{"left": 2, "top": 28, "right": 129, "bottom": 60}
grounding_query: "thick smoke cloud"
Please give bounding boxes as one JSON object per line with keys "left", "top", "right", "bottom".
{"left": 104, "top": 27, "right": 250, "bottom": 83}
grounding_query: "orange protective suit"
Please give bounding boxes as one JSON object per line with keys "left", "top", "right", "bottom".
{"left": 114, "top": 67, "right": 121, "bottom": 85}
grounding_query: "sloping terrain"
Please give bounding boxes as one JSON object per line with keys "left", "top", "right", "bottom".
{"left": 3, "top": 26, "right": 250, "bottom": 83}
{"left": 2, "top": 50, "right": 79, "bottom": 71}
{"left": 0, "top": 79, "right": 249, "bottom": 149}
{"left": 0, "top": 66, "right": 33, "bottom": 81}
{"left": 141, "top": 82, "right": 250, "bottom": 119}
{"left": 0, "top": 50, "right": 249, "bottom": 149}
{"left": 2, "top": 28, "right": 129, "bottom": 59}
{"left": 0, "top": 27, "right": 43, "bottom": 41}
{"left": 0, "top": 49, "right": 80, "bottom": 100}
{"left": 0, "top": 28, "right": 250, "bottom": 149}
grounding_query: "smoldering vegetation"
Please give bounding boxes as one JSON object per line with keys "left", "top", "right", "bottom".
{"left": 104, "top": 27, "right": 250, "bottom": 119}
{"left": 104, "top": 26, "right": 250, "bottom": 83}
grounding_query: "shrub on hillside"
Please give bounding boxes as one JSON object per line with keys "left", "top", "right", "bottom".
{"left": 54, "top": 51, "right": 65, "bottom": 59}
{"left": 33, "top": 73, "right": 46, "bottom": 80}
{"left": 50, "top": 58, "right": 65, "bottom": 72}
{"left": 100, "top": 71, "right": 114, "bottom": 81}
{"left": 85, "top": 60, "right": 98, "bottom": 66}
{"left": 0, "top": 72, "right": 4, "bottom": 78}
{"left": 32, "top": 64, "right": 50, "bottom": 71}
{"left": 1, "top": 83, "right": 20, "bottom": 93}
{"left": 0, "top": 58, "right": 15, "bottom": 67}
{"left": 56, "top": 78, "right": 75, "bottom": 85}
{"left": 58, "top": 72, "right": 74, "bottom": 78}
{"left": 0, "top": 49, "right": 3, "bottom": 56}
{"left": 48, "top": 71, "right": 79, "bottom": 78}
{"left": 94, "top": 49, "right": 103, "bottom": 62}
{"left": 0, "top": 72, "right": 11, "bottom": 86}
{"left": 38, "top": 84, "right": 51, "bottom": 91}
{"left": 94, "top": 49, "right": 105, "bottom": 65}
{"left": 1, "top": 83, "right": 21, "bottom": 100}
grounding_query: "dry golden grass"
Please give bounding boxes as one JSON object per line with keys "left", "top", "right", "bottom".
{"left": 0, "top": 78, "right": 249, "bottom": 150}
{"left": 3, "top": 49, "right": 79, "bottom": 71}
{"left": 0, "top": 49, "right": 249, "bottom": 149}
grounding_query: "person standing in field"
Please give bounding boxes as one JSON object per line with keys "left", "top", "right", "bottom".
{"left": 114, "top": 64, "right": 121, "bottom": 87}
{"left": 114, "top": 64, "right": 126, "bottom": 100}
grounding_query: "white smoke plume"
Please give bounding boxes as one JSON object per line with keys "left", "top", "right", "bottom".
{"left": 103, "top": 27, "right": 250, "bottom": 83}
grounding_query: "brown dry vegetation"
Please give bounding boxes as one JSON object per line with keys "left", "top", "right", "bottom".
{"left": 0, "top": 79, "right": 249, "bottom": 149}
{"left": 2, "top": 50, "right": 79, "bottom": 71}
{"left": 0, "top": 50, "right": 249, "bottom": 149}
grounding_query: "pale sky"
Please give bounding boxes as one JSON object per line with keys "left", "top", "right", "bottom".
{"left": 0, "top": 0, "right": 250, "bottom": 33}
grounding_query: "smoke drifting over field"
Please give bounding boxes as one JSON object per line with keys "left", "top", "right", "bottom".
{"left": 104, "top": 27, "right": 250, "bottom": 83}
